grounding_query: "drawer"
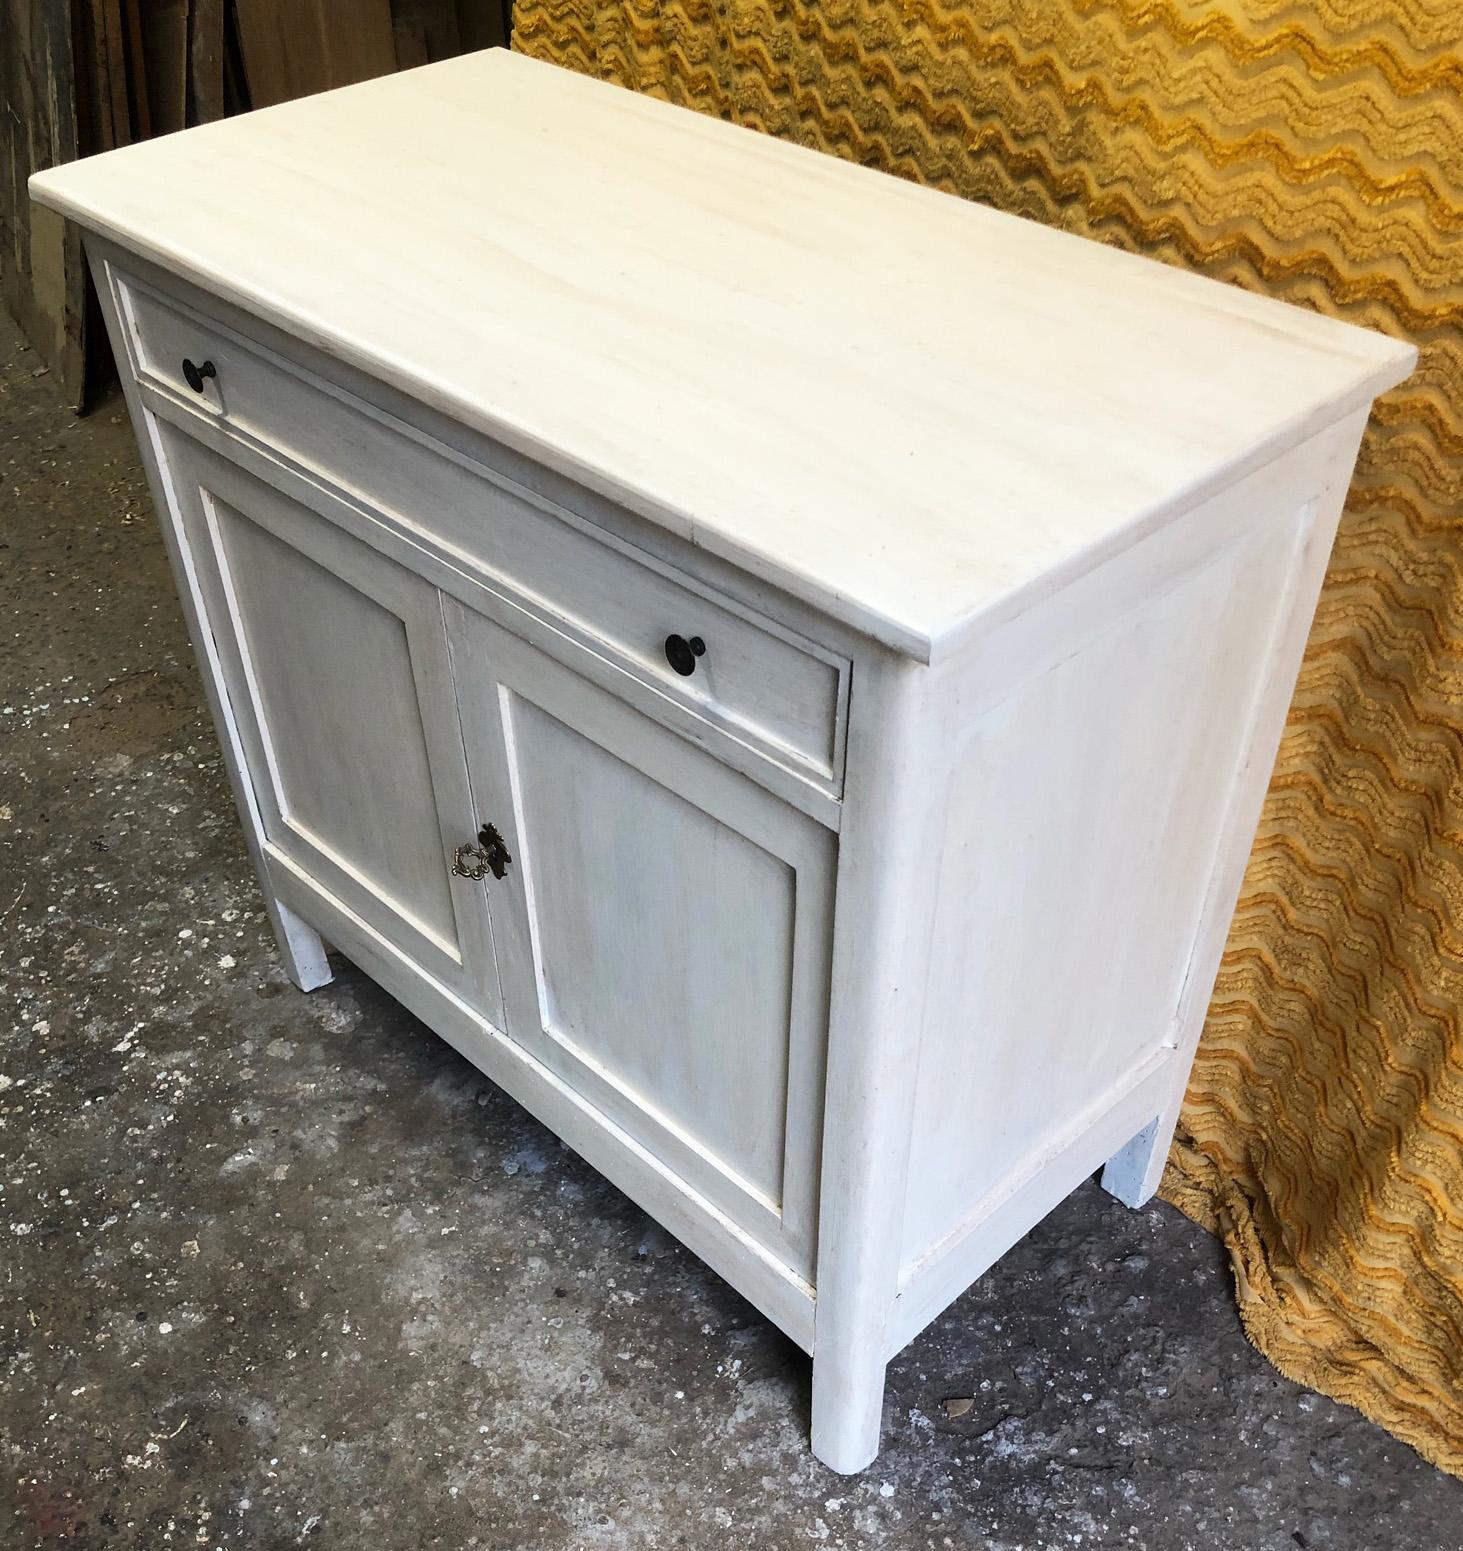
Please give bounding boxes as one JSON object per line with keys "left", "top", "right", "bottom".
{"left": 112, "top": 266, "right": 850, "bottom": 793}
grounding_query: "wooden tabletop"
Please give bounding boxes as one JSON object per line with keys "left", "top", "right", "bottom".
{"left": 31, "top": 49, "right": 1415, "bottom": 660}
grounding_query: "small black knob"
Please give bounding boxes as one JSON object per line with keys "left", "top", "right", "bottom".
{"left": 664, "top": 634, "right": 706, "bottom": 676}
{"left": 182, "top": 357, "right": 217, "bottom": 393}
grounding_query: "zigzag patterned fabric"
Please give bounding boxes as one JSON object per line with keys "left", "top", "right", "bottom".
{"left": 511, "top": 0, "right": 1463, "bottom": 1475}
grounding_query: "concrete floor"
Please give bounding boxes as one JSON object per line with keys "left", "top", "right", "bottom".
{"left": 3, "top": 309, "right": 1461, "bottom": 1551}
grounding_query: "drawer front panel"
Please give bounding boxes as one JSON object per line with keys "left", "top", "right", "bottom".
{"left": 115, "top": 268, "right": 850, "bottom": 794}
{"left": 120, "top": 268, "right": 232, "bottom": 407}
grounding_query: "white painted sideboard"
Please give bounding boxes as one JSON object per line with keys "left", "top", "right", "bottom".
{"left": 31, "top": 48, "right": 1414, "bottom": 1472}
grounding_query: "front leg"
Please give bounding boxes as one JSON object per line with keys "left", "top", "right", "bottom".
{"left": 1102, "top": 1097, "right": 1179, "bottom": 1208}
{"left": 265, "top": 894, "right": 333, "bottom": 992}
{"left": 812, "top": 1331, "right": 888, "bottom": 1475}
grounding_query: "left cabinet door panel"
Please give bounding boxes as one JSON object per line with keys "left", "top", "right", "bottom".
{"left": 156, "top": 425, "right": 505, "bottom": 1025}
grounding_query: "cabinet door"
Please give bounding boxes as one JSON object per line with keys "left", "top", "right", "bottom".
{"left": 444, "top": 597, "right": 835, "bottom": 1278}
{"left": 158, "top": 429, "right": 504, "bottom": 1024}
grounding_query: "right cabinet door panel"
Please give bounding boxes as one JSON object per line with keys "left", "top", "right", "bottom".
{"left": 444, "top": 597, "right": 835, "bottom": 1279}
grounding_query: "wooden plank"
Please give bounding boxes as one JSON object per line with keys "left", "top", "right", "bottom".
{"left": 140, "top": 0, "right": 191, "bottom": 136}
{"left": 233, "top": 0, "right": 396, "bottom": 108}
{"left": 455, "top": 0, "right": 507, "bottom": 51}
{"left": 393, "top": 16, "right": 431, "bottom": 71}
{"left": 121, "top": 0, "right": 153, "bottom": 139}
{"left": 74, "top": 0, "right": 117, "bottom": 154}
{"left": 0, "top": 0, "right": 86, "bottom": 408}
{"left": 100, "top": 0, "right": 133, "bottom": 146}
{"left": 221, "top": 0, "right": 250, "bottom": 114}
{"left": 395, "top": 0, "right": 462, "bottom": 60}
{"left": 187, "top": 0, "right": 225, "bottom": 124}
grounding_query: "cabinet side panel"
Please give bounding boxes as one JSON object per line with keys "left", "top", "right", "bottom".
{"left": 899, "top": 452, "right": 1334, "bottom": 1277}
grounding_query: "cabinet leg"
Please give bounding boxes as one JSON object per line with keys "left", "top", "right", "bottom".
{"left": 811, "top": 1342, "right": 887, "bottom": 1475}
{"left": 1102, "top": 1099, "right": 1179, "bottom": 1208}
{"left": 266, "top": 895, "right": 333, "bottom": 992}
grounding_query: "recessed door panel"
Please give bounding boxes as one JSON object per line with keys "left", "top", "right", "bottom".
{"left": 158, "top": 427, "right": 503, "bottom": 1024}
{"left": 445, "top": 595, "right": 834, "bottom": 1277}
{"left": 511, "top": 696, "right": 799, "bottom": 1205}
{"left": 215, "top": 508, "right": 459, "bottom": 945}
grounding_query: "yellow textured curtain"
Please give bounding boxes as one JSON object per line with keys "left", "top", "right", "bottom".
{"left": 512, "top": 0, "right": 1463, "bottom": 1474}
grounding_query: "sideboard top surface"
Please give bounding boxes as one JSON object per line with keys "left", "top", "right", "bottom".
{"left": 31, "top": 49, "right": 1414, "bottom": 660}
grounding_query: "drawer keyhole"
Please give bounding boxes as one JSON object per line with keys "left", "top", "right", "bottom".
{"left": 664, "top": 634, "right": 707, "bottom": 676}
{"left": 182, "top": 357, "right": 217, "bottom": 393}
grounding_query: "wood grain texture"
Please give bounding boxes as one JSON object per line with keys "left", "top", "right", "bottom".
{"left": 120, "top": 0, "right": 152, "bottom": 140}
{"left": 1, "top": 0, "right": 86, "bottom": 407}
{"left": 100, "top": 0, "right": 133, "bottom": 145}
{"left": 454, "top": 0, "right": 506, "bottom": 52}
{"left": 28, "top": 49, "right": 1411, "bottom": 661}
{"left": 508, "top": 0, "right": 1463, "bottom": 1476}
{"left": 139, "top": 0, "right": 189, "bottom": 136}
{"left": 232, "top": 0, "right": 396, "bottom": 107}
{"left": 74, "top": 0, "right": 118, "bottom": 154}
{"left": 186, "top": 0, "right": 225, "bottom": 124}
{"left": 812, "top": 647, "right": 945, "bottom": 1472}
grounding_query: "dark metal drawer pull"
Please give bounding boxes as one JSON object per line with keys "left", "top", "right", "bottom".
{"left": 182, "top": 357, "right": 217, "bottom": 393}
{"left": 664, "top": 633, "right": 706, "bottom": 676}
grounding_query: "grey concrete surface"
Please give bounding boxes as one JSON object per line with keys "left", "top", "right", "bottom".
{"left": 3, "top": 309, "right": 1461, "bottom": 1551}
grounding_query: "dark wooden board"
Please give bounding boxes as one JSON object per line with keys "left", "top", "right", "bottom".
{"left": 233, "top": 0, "right": 397, "bottom": 108}
{"left": 0, "top": 0, "right": 86, "bottom": 407}
{"left": 187, "top": 0, "right": 226, "bottom": 122}
{"left": 455, "top": 0, "right": 508, "bottom": 51}
{"left": 393, "top": 16, "right": 431, "bottom": 71}
{"left": 140, "top": 0, "right": 191, "bottom": 135}
{"left": 121, "top": 0, "right": 153, "bottom": 139}
{"left": 395, "top": 0, "right": 461, "bottom": 60}
{"left": 74, "top": 0, "right": 118, "bottom": 153}
{"left": 222, "top": 0, "right": 251, "bottom": 114}
{"left": 100, "top": 0, "right": 134, "bottom": 145}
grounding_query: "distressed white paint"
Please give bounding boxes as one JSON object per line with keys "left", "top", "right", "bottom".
{"left": 160, "top": 429, "right": 506, "bottom": 1023}
{"left": 37, "top": 55, "right": 1413, "bottom": 1472}
{"left": 443, "top": 597, "right": 837, "bottom": 1277}
{"left": 29, "top": 49, "right": 1411, "bottom": 661}
{"left": 113, "top": 267, "right": 854, "bottom": 805}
